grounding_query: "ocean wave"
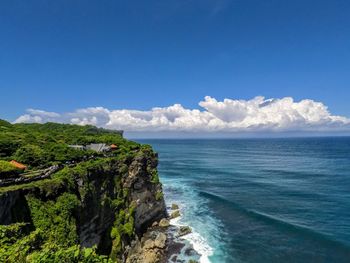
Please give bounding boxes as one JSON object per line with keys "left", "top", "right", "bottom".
{"left": 162, "top": 182, "right": 217, "bottom": 263}
{"left": 170, "top": 214, "right": 214, "bottom": 263}
{"left": 199, "top": 190, "right": 350, "bottom": 250}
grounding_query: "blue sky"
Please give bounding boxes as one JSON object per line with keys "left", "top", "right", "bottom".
{"left": 1, "top": 0, "right": 350, "bottom": 129}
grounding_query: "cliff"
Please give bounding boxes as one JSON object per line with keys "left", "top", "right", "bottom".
{"left": 0, "top": 121, "right": 167, "bottom": 262}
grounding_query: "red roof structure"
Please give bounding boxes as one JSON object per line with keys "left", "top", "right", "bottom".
{"left": 10, "top": 160, "right": 27, "bottom": 170}
{"left": 110, "top": 144, "right": 118, "bottom": 150}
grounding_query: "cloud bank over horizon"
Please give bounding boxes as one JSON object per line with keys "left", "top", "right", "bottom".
{"left": 13, "top": 96, "right": 350, "bottom": 135}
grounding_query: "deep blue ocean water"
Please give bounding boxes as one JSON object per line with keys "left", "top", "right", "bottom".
{"left": 137, "top": 138, "right": 350, "bottom": 263}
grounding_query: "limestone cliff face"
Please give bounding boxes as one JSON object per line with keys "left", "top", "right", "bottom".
{"left": 126, "top": 154, "right": 166, "bottom": 233}
{"left": 0, "top": 148, "right": 167, "bottom": 262}
{"left": 0, "top": 191, "right": 28, "bottom": 224}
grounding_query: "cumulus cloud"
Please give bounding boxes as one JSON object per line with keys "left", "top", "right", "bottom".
{"left": 14, "top": 109, "right": 61, "bottom": 124}
{"left": 13, "top": 96, "right": 350, "bottom": 134}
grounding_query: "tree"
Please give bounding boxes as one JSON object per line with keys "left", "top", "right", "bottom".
{"left": 0, "top": 138, "right": 19, "bottom": 158}
{"left": 13, "top": 145, "right": 45, "bottom": 167}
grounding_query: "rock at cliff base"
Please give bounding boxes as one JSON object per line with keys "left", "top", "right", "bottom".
{"left": 143, "top": 250, "right": 159, "bottom": 263}
{"left": 170, "top": 210, "right": 180, "bottom": 219}
{"left": 171, "top": 203, "right": 179, "bottom": 210}
{"left": 159, "top": 218, "right": 170, "bottom": 227}
{"left": 154, "top": 232, "right": 167, "bottom": 248}
{"left": 178, "top": 226, "right": 192, "bottom": 237}
{"left": 135, "top": 231, "right": 167, "bottom": 263}
{"left": 143, "top": 239, "right": 156, "bottom": 250}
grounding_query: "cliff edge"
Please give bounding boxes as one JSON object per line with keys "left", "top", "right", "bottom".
{"left": 0, "top": 121, "right": 167, "bottom": 262}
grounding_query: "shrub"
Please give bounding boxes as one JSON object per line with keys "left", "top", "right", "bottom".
{"left": 150, "top": 169, "right": 160, "bottom": 184}
{"left": 27, "top": 244, "right": 112, "bottom": 263}
{"left": 155, "top": 190, "right": 164, "bottom": 201}
{"left": 13, "top": 144, "right": 45, "bottom": 167}
{"left": 0, "top": 160, "right": 22, "bottom": 178}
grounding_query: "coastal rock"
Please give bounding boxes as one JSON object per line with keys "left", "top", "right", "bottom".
{"left": 178, "top": 226, "right": 192, "bottom": 237}
{"left": 170, "top": 210, "right": 180, "bottom": 219}
{"left": 126, "top": 228, "right": 167, "bottom": 263}
{"left": 166, "top": 226, "right": 201, "bottom": 262}
{"left": 159, "top": 218, "right": 170, "bottom": 227}
{"left": 154, "top": 232, "right": 167, "bottom": 248}
{"left": 171, "top": 203, "right": 179, "bottom": 210}
{"left": 143, "top": 251, "right": 160, "bottom": 263}
{"left": 143, "top": 239, "right": 156, "bottom": 250}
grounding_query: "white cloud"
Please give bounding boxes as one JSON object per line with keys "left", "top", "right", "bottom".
{"left": 14, "top": 109, "right": 61, "bottom": 124}
{"left": 26, "top": 109, "right": 61, "bottom": 118}
{"left": 13, "top": 96, "right": 350, "bottom": 134}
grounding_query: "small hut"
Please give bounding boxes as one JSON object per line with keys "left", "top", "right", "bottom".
{"left": 110, "top": 144, "right": 118, "bottom": 150}
{"left": 10, "top": 160, "right": 27, "bottom": 170}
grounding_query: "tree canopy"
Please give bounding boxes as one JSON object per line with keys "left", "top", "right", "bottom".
{"left": 0, "top": 120, "right": 135, "bottom": 169}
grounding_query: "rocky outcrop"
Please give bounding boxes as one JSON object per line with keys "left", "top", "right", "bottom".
{"left": 170, "top": 210, "right": 180, "bottom": 219}
{"left": 171, "top": 203, "right": 179, "bottom": 210}
{"left": 126, "top": 226, "right": 168, "bottom": 263}
{"left": 0, "top": 147, "right": 167, "bottom": 262}
{"left": 177, "top": 226, "right": 192, "bottom": 237}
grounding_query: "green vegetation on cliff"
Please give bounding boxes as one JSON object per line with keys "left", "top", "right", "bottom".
{"left": 0, "top": 121, "right": 166, "bottom": 263}
{"left": 0, "top": 160, "right": 118, "bottom": 262}
{"left": 0, "top": 120, "right": 134, "bottom": 169}
{"left": 0, "top": 160, "right": 22, "bottom": 178}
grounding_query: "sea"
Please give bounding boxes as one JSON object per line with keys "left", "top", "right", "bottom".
{"left": 137, "top": 138, "right": 350, "bottom": 263}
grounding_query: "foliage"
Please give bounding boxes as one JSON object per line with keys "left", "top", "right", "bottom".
{"left": 155, "top": 190, "right": 164, "bottom": 201}
{"left": 0, "top": 120, "right": 134, "bottom": 168}
{"left": 14, "top": 144, "right": 46, "bottom": 167}
{"left": 0, "top": 222, "right": 30, "bottom": 244}
{"left": 150, "top": 169, "right": 160, "bottom": 184}
{"left": 0, "top": 160, "right": 22, "bottom": 178}
{"left": 0, "top": 229, "right": 111, "bottom": 263}
{"left": 26, "top": 193, "right": 80, "bottom": 246}
{"left": 27, "top": 245, "right": 112, "bottom": 263}
{"left": 0, "top": 159, "right": 127, "bottom": 262}
{"left": 0, "top": 119, "right": 12, "bottom": 128}
{"left": 0, "top": 137, "right": 19, "bottom": 158}
{"left": 0, "top": 188, "right": 111, "bottom": 262}
{"left": 109, "top": 199, "right": 137, "bottom": 259}
{"left": 0, "top": 226, "right": 43, "bottom": 262}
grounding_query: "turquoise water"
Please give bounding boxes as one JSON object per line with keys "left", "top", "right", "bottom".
{"left": 138, "top": 138, "right": 350, "bottom": 263}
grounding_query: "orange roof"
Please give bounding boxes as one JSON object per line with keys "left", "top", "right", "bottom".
{"left": 10, "top": 160, "right": 27, "bottom": 170}
{"left": 110, "top": 144, "right": 118, "bottom": 149}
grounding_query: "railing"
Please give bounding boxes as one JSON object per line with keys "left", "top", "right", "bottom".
{"left": 0, "top": 154, "right": 113, "bottom": 187}
{"left": 0, "top": 165, "right": 62, "bottom": 187}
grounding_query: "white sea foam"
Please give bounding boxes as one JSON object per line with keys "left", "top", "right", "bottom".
{"left": 170, "top": 211, "right": 214, "bottom": 263}
{"left": 163, "top": 179, "right": 218, "bottom": 263}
